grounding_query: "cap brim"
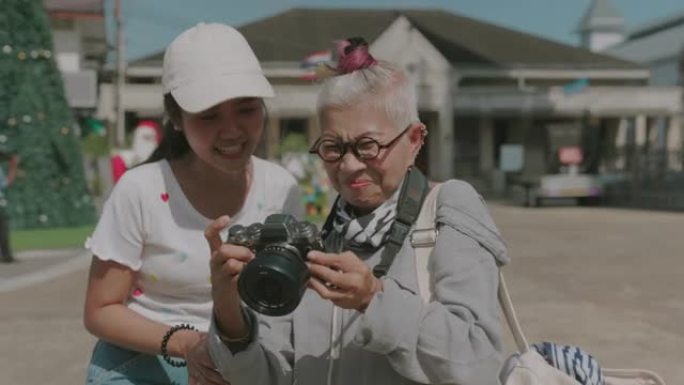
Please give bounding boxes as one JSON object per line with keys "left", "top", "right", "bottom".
{"left": 171, "top": 73, "right": 274, "bottom": 113}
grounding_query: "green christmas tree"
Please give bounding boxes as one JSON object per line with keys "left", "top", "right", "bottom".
{"left": 0, "top": 0, "right": 95, "bottom": 229}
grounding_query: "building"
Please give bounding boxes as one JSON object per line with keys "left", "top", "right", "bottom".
{"left": 607, "top": 10, "right": 684, "bottom": 168}
{"left": 97, "top": 8, "right": 681, "bottom": 190}
{"left": 606, "top": 9, "right": 684, "bottom": 86}
{"left": 43, "top": 0, "right": 106, "bottom": 113}
{"left": 577, "top": 0, "right": 626, "bottom": 52}
{"left": 581, "top": 0, "right": 684, "bottom": 208}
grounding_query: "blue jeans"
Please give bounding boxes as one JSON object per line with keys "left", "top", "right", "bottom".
{"left": 85, "top": 340, "right": 188, "bottom": 385}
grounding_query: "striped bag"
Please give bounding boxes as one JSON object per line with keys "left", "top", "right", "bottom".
{"left": 530, "top": 342, "right": 604, "bottom": 385}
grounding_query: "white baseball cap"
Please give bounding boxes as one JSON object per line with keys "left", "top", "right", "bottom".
{"left": 162, "top": 22, "right": 274, "bottom": 113}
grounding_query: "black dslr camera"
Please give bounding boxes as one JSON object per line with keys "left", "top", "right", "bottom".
{"left": 227, "top": 214, "right": 324, "bottom": 316}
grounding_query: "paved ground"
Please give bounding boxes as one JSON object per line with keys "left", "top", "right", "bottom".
{"left": 0, "top": 252, "right": 95, "bottom": 385}
{"left": 0, "top": 202, "right": 682, "bottom": 385}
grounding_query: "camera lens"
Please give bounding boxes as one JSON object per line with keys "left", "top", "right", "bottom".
{"left": 254, "top": 275, "right": 284, "bottom": 306}
{"left": 237, "top": 244, "right": 310, "bottom": 316}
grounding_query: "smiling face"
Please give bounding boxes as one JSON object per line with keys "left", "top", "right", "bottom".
{"left": 179, "top": 97, "right": 263, "bottom": 174}
{"left": 318, "top": 102, "right": 423, "bottom": 214}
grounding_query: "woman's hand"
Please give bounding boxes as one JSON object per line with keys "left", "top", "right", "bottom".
{"left": 307, "top": 250, "right": 383, "bottom": 312}
{"left": 187, "top": 334, "right": 229, "bottom": 385}
{"left": 204, "top": 216, "right": 254, "bottom": 339}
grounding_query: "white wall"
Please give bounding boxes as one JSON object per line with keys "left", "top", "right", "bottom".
{"left": 650, "top": 58, "right": 680, "bottom": 86}
{"left": 371, "top": 15, "right": 451, "bottom": 110}
{"left": 52, "top": 30, "right": 81, "bottom": 72}
{"left": 587, "top": 32, "right": 624, "bottom": 52}
{"left": 97, "top": 83, "right": 164, "bottom": 121}
{"left": 268, "top": 84, "right": 320, "bottom": 117}
{"left": 371, "top": 15, "right": 454, "bottom": 180}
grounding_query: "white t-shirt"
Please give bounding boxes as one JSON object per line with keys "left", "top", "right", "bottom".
{"left": 85, "top": 156, "right": 303, "bottom": 331}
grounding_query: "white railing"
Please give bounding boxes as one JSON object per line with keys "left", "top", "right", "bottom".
{"left": 454, "top": 86, "right": 682, "bottom": 115}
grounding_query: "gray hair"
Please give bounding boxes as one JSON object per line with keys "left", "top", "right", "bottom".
{"left": 316, "top": 61, "right": 418, "bottom": 131}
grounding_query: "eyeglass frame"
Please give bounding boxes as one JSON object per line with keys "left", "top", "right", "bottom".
{"left": 309, "top": 124, "right": 414, "bottom": 163}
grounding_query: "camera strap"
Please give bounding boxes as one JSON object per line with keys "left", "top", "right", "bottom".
{"left": 372, "top": 167, "right": 428, "bottom": 277}
{"left": 320, "top": 196, "right": 343, "bottom": 253}
{"left": 320, "top": 167, "right": 429, "bottom": 277}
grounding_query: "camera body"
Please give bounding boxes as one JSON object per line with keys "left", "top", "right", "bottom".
{"left": 227, "top": 214, "right": 324, "bottom": 316}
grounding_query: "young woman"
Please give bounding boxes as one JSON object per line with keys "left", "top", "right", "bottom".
{"left": 83, "top": 23, "right": 302, "bottom": 385}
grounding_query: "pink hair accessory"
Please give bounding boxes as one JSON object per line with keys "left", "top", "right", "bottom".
{"left": 335, "top": 37, "right": 378, "bottom": 74}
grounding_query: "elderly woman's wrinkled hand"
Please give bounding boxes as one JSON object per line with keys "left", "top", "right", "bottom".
{"left": 186, "top": 334, "right": 230, "bottom": 385}
{"left": 307, "top": 250, "right": 383, "bottom": 312}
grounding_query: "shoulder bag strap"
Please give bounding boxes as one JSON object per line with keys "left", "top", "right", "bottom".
{"left": 411, "top": 183, "right": 531, "bottom": 354}
{"left": 412, "top": 183, "right": 442, "bottom": 303}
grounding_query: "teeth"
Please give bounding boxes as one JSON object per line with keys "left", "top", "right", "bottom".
{"left": 214, "top": 144, "right": 242, "bottom": 154}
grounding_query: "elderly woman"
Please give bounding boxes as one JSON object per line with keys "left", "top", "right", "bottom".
{"left": 202, "top": 38, "right": 510, "bottom": 385}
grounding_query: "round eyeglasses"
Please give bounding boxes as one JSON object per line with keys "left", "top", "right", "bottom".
{"left": 309, "top": 125, "right": 411, "bottom": 163}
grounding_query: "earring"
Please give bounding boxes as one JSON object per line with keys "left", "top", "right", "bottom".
{"left": 420, "top": 128, "right": 428, "bottom": 145}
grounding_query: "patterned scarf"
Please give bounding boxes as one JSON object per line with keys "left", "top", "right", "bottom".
{"left": 330, "top": 187, "right": 401, "bottom": 253}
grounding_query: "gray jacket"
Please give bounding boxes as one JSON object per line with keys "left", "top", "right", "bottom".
{"left": 209, "top": 180, "right": 510, "bottom": 385}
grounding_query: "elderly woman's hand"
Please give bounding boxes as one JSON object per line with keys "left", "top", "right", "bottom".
{"left": 307, "top": 250, "right": 383, "bottom": 312}
{"left": 186, "top": 334, "right": 230, "bottom": 385}
{"left": 204, "top": 216, "right": 254, "bottom": 339}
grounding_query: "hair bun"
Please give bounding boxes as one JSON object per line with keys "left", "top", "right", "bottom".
{"left": 336, "top": 37, "right": 378, "bottom": 74}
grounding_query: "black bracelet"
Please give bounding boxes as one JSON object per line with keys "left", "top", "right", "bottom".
{"left": 160, "top": 323, "right": 198, "bottom": 368}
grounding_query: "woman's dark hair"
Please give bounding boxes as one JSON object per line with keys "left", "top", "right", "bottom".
{"left": 143, "top": 94, "right": 270, "bottom": 165}
{"left": 144, "top": 94, "right": 191, "bottom": 163}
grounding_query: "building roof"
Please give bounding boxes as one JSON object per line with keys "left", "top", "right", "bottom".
{"left": 135, "top": 7, "right": 640, "bottom": 70}
{"left": 608, "top": 23, "right": 684, "bottom": 63}
{"left": 576, "top": 0, "right": 624, "bottom": 32}
{"left": 607, "top": 9, "right": 684, "bottom": 64}
{"left": 627, "top": 9, "right": 684, "bottom": 40}
{"left": 43, "top": 0, "right": 103, "bottom": 17}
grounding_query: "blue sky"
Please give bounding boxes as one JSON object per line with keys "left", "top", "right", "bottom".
{"left": 106, "top": 0, "right": 684, "bottom": 62}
